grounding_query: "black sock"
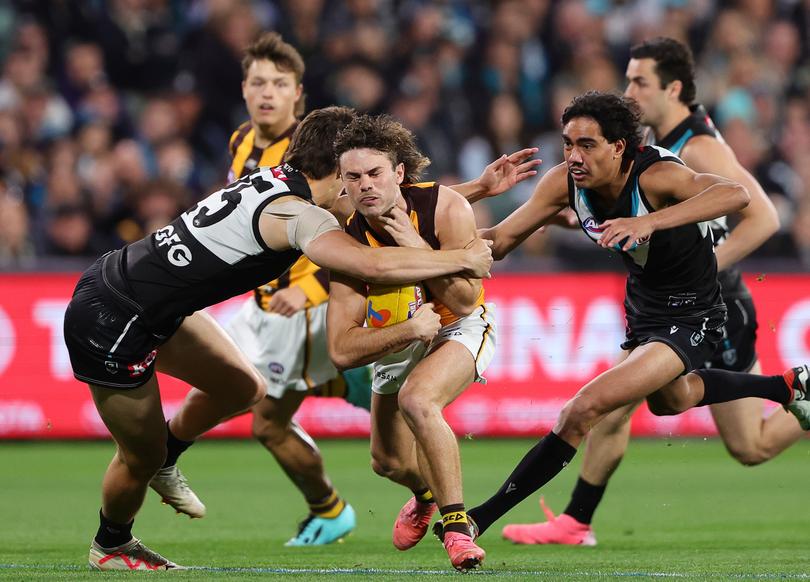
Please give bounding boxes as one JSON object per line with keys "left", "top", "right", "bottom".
{"left": 467, "top": 431, "right": 576, "bottom": 536}
{"left": 95, "top": 509, "right": 134, "bottom": 548}
{"left": 439, "top": 503, "right": 470, "bottom": 535}
{"left": 563, "top": 477, "right": 606, "bottom": 525}
{"left": 162, "top": 420, "right": 194, "bottom": 468}
{"left": 693, "top": 369, "right": 791, "bottom": 406}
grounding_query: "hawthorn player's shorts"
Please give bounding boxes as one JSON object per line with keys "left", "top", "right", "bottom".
{"left": 225, "top": 298, "right": 337, "bottom": 398}
{"left": 372, "top": 303, "right": 496, "bottom": 395}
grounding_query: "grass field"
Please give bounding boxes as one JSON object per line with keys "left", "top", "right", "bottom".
{"left": 1, "top": 438, "right": 809, "bottom": 580}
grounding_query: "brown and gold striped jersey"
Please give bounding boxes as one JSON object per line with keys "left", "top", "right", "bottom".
{"left": 228, "top": 121, "right": 329, "bottom": 310}
{"left": 344, "top": 182, "right": 485, "bottom": 326}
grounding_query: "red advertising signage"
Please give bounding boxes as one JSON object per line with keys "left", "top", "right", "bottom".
{"left": 1, "top": 272, "right": 808, "bottom": 439}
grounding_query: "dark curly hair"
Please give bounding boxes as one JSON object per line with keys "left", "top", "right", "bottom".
{"left": 630, "top": 37, "right": 696, "bottom": 105}
{"left": 285, "top": 107, "right": 357, "bottom": 179}
{"left": 334, "top": 114, "right": 431, "bottom": 183}
{"left": 561, "top": 91, "right": 642, "bottom": 161}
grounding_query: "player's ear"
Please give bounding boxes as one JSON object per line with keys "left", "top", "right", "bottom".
{"left": 668, "top": 79, "right": 683, "bottom": 102}
{"left": 614, "top": 138, "right": 626, "bottom": 160}
{"left": 395, "top": 162, "right": 405, "bottom": 185}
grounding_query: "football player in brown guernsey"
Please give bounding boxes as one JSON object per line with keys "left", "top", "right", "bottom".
{"left": 65, "top": 106, "right": 495, "bottom": 570}
{"left": 150, "top": 31, "right": 540, "bottom": 548}
{"left": 327, "top": 114, "right": 496, "bottom": 572}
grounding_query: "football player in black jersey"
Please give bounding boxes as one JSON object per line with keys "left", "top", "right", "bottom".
{"left": 503, "top": 37, "right": 795, "bottom": 548}
{"left": 65, "top": 106, "right": 494, "bottom": 570}
{"left": 434, "top": 91, "right": 810, "bottom": 547}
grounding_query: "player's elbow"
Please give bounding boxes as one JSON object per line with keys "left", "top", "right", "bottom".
{"left": 731, "top": 184, "right": 750, "bottom": 212}
{"left": 329, "top": 339, "right": 364, "bottom": 371}
{"left": 353, "top": 259, "right": 385, "bottom": 283}
{"left": 328, "top": 343, "right": 354, "bottom": 372}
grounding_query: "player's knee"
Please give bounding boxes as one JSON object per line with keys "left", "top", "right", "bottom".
{"left": 251, "top": 414, "right": 285, "bottom": 448}
{"left": 725, "top": 443, "right": 769, "bottom": 466}
{"left": 397, "top": 389, "right": 438, "bottom": 428}
{"left": 647, "top": 395, "right": 686, "bottom": 416}
{"left": 117, "top": 443, "right": 166, "bottom": 480}
{"left": 230, "top": 371, "right": 266, "bottom": 413}
{"left": 370, "top": 453, "right": 408, "bottom": 481}
{"left": 557, "top": 396, "right": 600, "bottom": 440}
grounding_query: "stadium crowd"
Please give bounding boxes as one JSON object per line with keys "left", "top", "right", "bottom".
{"left": 0, "top": 0, "right": 807, "bottom": 269}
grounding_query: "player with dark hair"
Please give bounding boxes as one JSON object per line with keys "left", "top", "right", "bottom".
{"left": 148, "top": 32, "right": 371, "bottom": 547}
{"left": 65, "top": 106, "right": 495, "bottom": 570}
{"left": 503, "top": 37, "right": 793, "bottom": 547}
{"left": 151, "top": 30, "right": 540, "bottom": 547}
{"left": 327, "top": 114, "right": 496, "bottom": 572}
{"left": 434, "top": 90, "right": 809, "bottom": 546}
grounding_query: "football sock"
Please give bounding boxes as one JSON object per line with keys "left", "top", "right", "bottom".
{"left": 693, "top": 369, "right": 791, "bottom": 406}
{"left": 468, "top": 431, "right": 576, "bottom": 536}
{"left": 95, "top": 509, "right": 134, "bottom": 548}
{"left": 308, "top": 489, "right": 346, "bottom": 519}
{"left": 162, "top": 421, "right": 194, "bottom": 468}
{"left": 440, "top": 503, "right": 470, "bottom": 536}
{"left": 310, "top": 368, "right": 373, "bottom": 412}
{"left": 413, "top": 488, "right": 435, "bottom": 505}
{"left": 342, "top": 366, "right": 373, "bottom": 411}
{"left": 563, "top": 477, "right": 606, "bottom": 525}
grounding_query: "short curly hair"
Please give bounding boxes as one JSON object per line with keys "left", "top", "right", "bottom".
{"left": 334, "top": 114, "right": 431, "bottom": 183}
{"left": 630, "top": 37, "right": 696, "bottom": 105}
{"left": 561, "top": 91, "right": 642, "bottom": 160}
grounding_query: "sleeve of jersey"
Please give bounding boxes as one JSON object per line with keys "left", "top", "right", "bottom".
{"left": 267, "top": 202, "right": 342, "bottom": 251}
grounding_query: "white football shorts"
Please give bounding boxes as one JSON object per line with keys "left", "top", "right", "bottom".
{"left": 225, "top": 298, "right": 337, "bottom": 398}
{"left": 372, "top": 302, "right": 497, "bottom": 395}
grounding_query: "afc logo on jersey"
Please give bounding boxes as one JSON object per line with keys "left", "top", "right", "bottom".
{"left": 155, "top": 224, "right": 193, "bottom": 267}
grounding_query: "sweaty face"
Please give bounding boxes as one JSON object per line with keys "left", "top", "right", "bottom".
{"left": 242, "top": 59, "right": 302, "bottom": 132}
{"left": 562, "top": 117, "right": 624, "bottom": 189}
{"left": 339, "top": 148, "right": 404, "bottom": 220}
{"left": 624, "top": 58, "right": 668, "bottom": 127}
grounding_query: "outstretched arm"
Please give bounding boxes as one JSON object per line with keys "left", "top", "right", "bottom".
{"left": 451, "top": 148, "right": 541, "bottom": 203}
{"left": 479, "top": 162, "right": 570, "bottom": 260}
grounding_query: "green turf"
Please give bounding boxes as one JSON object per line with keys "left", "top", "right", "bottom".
{"left": 1, "top": 438, "right": 808, "bottom": 580}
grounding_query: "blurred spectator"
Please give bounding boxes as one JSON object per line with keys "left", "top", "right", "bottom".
{"left": 0, "top": 0, "right": 803, "bottom": 270}
{"left": 0, "top": 184, "right": 34, "bottom": 268}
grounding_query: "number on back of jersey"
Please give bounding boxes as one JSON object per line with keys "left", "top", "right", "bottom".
{"left": 178, "top": 169, "right": 293, "bottom": 265}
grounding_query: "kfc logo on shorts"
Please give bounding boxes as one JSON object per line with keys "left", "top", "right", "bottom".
{"left": 268, "top": 362, "right": 285, "bottom": 374}
{"left": 128, "top": 350, "right": 157, "bottom": 377}
{"left": 104, "top": 361, "right": 119, "bottom": 375}
{"left": 690, "top": 331, "right": 704, "bottom": 347}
